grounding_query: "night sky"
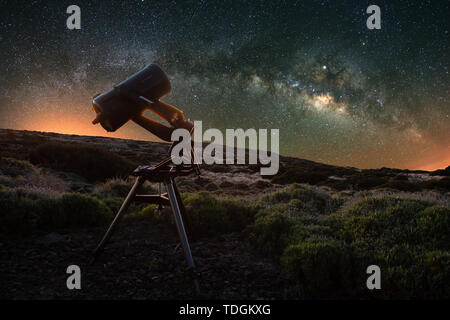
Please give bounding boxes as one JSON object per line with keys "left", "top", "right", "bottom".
{"left": 0, "top": 0, "right": 448, "bottom": 170}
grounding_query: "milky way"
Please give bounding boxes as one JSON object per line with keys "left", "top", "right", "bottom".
{"left": 0, "top": 1, "right": 448, "bottom": 169}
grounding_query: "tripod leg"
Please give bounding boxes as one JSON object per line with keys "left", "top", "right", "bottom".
{"left": 165, "top": 177, "right": 200, "bottom": 294}
{"left": 172, "top": 178, "right": 193, "bottom": 235}
{"left": 91, "top": 176, "right": 144, "bottom": 263}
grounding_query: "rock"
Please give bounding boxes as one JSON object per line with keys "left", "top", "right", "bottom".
{"left": 37, "top": 232, "right": 67, "bottom": 244}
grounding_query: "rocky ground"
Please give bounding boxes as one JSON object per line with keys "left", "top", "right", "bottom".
{"left": 1, "top": 219, "right": 290, "bottom": 300}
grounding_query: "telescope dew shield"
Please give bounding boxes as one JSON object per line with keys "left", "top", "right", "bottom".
{"left": 92, "top": 64, "right": 174, "bottom": 132}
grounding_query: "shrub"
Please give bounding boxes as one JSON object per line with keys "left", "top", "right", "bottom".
{"left": 246, "top": 211, "right": 294, "bottom": 259}
{"left": 182, "top": 192, "right": 255, "bottom": 238}
{"left": 102, "top": 197, "right": 124, "bottom": 214}
{"left": 0, "top": 189, "right": 114, "bottom": 235}
{"left": 183, "top": 192, "right": 231, "bottom": 238}
{"left": 374, "top": 246, "right": 450, "bottom": 299}
{"left": 29, "top": 142, "right": 136, "bottom": 182}
{"left": 281, "top": 240, "right": 361, "bottom": 298}
{"left": 0, "top": 158, "right": 69, "bottom": 194}
{"left": 94, "top": 178, "right": 132, "bottom": 198}
{"left": 416, "top": 206, "right": 450, "bottom": 250}
{"left": 60, "top": 193, "right": 113, "bottom": 227}
{"left": 415, "top": 250, "right": 450, "bottom": 299}
{"left": 220, "top": 198, "right": 256, "bottom": 231}
{"left": 329, "top": 197, "right": 433, "bottom": 248}
{"left": 0, "top": 192, "right": 38, "bottom": 237}
{"left": 94, "top": 178, "right": 155, "bottom": 199}
{"left": 33, "top": 198, "right": 65, "bottom": 230}
{"left": 129, "top": 204, "right": 169, "bottom": 224}
{"left": 0, "top": 157, "right": 37, "bottom": 177}
{"left": 259, "top": 184, "right": 333, "bottom": 215}
{"left": 318, "top": 197, "right": 450, "bottom": 299}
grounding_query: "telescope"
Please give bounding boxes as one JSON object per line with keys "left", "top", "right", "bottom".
{"left": 90, "top": 64, "right": 201, "bottom": 294}
{"left": 92, "top": 63, "right": 193, "bottom": 141}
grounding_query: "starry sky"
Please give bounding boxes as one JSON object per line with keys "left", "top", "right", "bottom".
{"left": 0, "top": 0, "right": 448, "bottom": 170}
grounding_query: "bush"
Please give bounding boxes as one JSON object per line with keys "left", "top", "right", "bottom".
{"left": 0, "top": 191, "right": 38, "bottom": 237}
{"left": 183, "top": 192, "right": 231, "bottom": 238}
{"left": 0, "top": 157, "right": 69, "bottom": 194}
{"left": 221, "top": 198, "right": 256, "bottom": 231}
{"left": 30, "top": 142, "right": 137, "bottom": 182}
{"left": 259, "top": 184, "right": 335, "bottom": 215}
{"left": 375, "top": 246, "right": 450, "bottom": 299}
{"left": 238, "top": 188, "right": 450, "bottom": 299}
{"left": 94, "top": 178, "right": 155, "bottom": 199}
{"left": 246, "top": 211, "right": 294, "bottom": 259}
{"left": 182, "top": 192, "right": 255, "bottom": 238}
{"left": 0, "top": 157, "right": 37, "bottom": 177}
{"left": 318, "top": 197, "right": 450, "bottom": 298}
{"left": 281, "top": 240, "right": 361, "bottom": 298}
{"left": 0, "top": 190, "right": 113, "bottom": 237}
{"left": 60, "top": 193, "right": 113, "bottom": 227}
{"left": 128, "top": 204, "right": 165, "bottom": 223}
{"left": 416, "top": 206, "right": 450, "bottom": 250}
{"left": 33, "top": 198, "right": 65, "bottom": 230}
{"left": 415, "top": 250, "right": 450, "bottom": 299}
{"left": 102, "top": 197, "right": 124, "bottom": 214}
{"left": 329, "top": 197, "right": 435, "bottom": 249}
{"left": 94, "top": 178, "right": 133, "bottom": 198}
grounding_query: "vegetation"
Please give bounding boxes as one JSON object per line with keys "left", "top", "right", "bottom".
{"left": 271, "top": 163, "right": 450, "bottom": 192}
{"left": 0, "top": 188, "right": 112, "bottom": 237}
{"left": 1, "top": 146, "right": 449, "bottom": 299}
{"left": 29, "top": 142, "right": 137, "bottom": 182}
{"left": 242, "top": 184, "right": 449, "bottom": 299}
{"left": 183, "top": 191, "right": 256, "bottom": 238}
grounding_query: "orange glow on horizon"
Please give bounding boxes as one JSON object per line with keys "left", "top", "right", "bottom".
{"left": 15, "top": 110, "right": 163, "bottom": 143}
{"left": 5, "top": 109, "right": 448, "bottom": 172}
{"left": 405, "top": 145, "right": 450, "bottom": 171}
{"left": 411, "top": 156, "right": 450, "bottom": 171}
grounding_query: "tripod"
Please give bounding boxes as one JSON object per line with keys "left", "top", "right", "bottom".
{"left": 91, "top": 154, "right": 201, "bottom": 294}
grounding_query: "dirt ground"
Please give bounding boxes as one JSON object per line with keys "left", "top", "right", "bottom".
{"left": 0, "top": 219, "right": 292, "bottom": 300}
